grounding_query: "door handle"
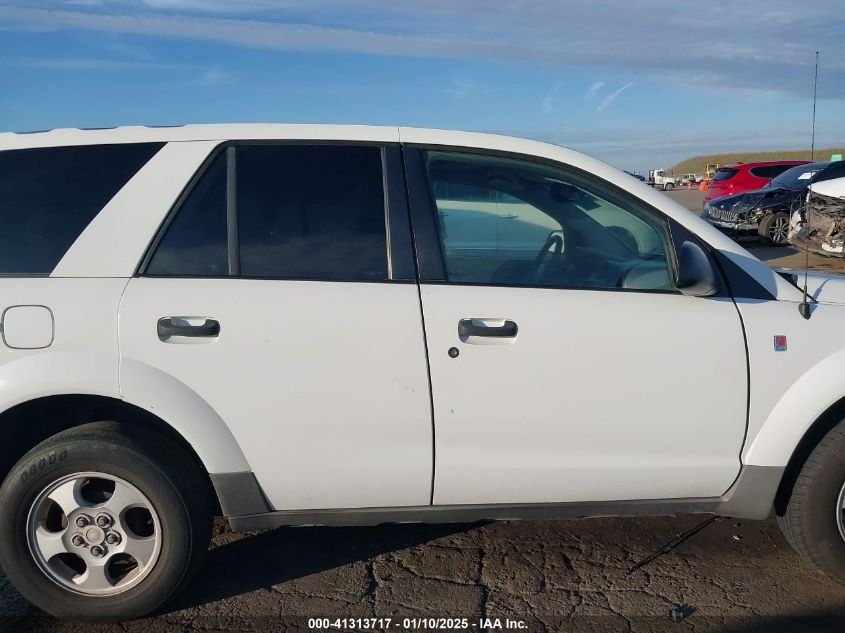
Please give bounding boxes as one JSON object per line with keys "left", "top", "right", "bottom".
{"left": 157, "top": 317, "right": 220, "bottom": 338}
{"left": 458, "top": 318, "right": 518, "bottom": 338}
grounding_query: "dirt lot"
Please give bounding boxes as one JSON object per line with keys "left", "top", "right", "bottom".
{"left": 3, "top": 188, "right": 845, "bottom": 632}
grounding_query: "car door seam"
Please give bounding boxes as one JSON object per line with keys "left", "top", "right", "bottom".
{"left": 399, "top": 142, "right": 438, "bottom": 506}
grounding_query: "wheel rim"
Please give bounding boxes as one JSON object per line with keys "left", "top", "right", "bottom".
{"left": 837, "top": 481, "right": 845, "bottom": 543}
{"left": 769, "top": 216, "right": 788, "bottom": 243}
{"left": 26, "top": 472, "right": 162, "bottom": 596}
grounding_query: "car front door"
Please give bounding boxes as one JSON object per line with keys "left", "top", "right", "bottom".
{"left": 119, "top": 142, "right": 433, "bottom": 511}
{"left": 405, "top": 147, "right": 748, "bottom": 506}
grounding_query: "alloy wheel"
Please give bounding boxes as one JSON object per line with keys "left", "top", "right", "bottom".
{"left": 26, "top": 472, "right": 161, "bottom": 596}
{"left": 769, "top": 216, "right": 789, "bottom": 244}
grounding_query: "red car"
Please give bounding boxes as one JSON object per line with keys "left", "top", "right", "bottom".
{"left": 705, "top": 160, "right": 810, "bottom": 202}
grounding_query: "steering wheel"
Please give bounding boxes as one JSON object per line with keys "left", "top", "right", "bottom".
{"left": 533, "top": 232, "right": 564, "bottom": 282}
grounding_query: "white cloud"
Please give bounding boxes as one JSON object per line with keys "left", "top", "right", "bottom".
{"left": 445, "top": 77, "right": 474, "bottom": 99}
{"left": 4, "top": 56, "right": 190, "bottom": 71}
{"left": 191, "top": 68, "right": 235, "bottom": 85}
{"left": 99, "top": 38, "right": 155, "bottom": 61}
{"left": 1, "top": 1, "right": 843, "bottom": 97}
{"left": 541, "top": 83, "right": 561, "bottom": 113}
{"left": 584, "top": 81, "right": 604, "bottom": 99}
{"left": 596, "top": 82, "right": 634, "bottom": 112}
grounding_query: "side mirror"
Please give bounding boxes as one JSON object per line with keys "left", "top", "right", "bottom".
{"left": 676, "top": 240, "right": 719, "bottom": 297}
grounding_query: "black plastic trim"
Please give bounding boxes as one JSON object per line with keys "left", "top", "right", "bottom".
{"left": 458, "top": 319, "right": 518, "bottom": 338}
{"left": 402, "top": 147, "right": 447, "bottom": 281}
{"left": 210, "top": 472, "right": 273, "bottom": 516}
{"left": 669, "top": 218, "right": 777, "bottom": 301}
{"left": 225, "top": 465, "right": 783, "bottom": 531}
{"left": 668, "top": 219, "right": 728, "bottom": 298}
{"left": 225, "top": 146, "right": 240, "bottom": 276}
{"left": 713, "top": 252, "right": 777, "bottom": 301}
{"left": 230, "top": 499, "right": 721, "bottom": 531}
{"left": 418, "top": 279, "right": 680, "bottom": 295}
{"left": 138, "top": 274, "right": 413, "bottom": 284}
{"left": 157, "top": 317, "right": 220, "bottom": 338}
{"left": 383, "top": 146, "right": 417, "bottom": 281}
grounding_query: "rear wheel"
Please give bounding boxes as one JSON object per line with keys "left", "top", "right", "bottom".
{"left": 0, "top": 423, "right": 212, "bottom": 621}
{"left": 758, "top": 212, "right": 790, "bottom": 245}
{"left": 778, "top": 421, "right": 845, "bottom": 584}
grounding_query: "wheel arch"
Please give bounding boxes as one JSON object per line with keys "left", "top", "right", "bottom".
{"left": 0, "top": 351, "right": 264, "bottom": 518}
{"left": 773, "top": 394, "right": 845, "bottom": 515}
{"left": 0, "top": 394, "right": 215, "bottom": 507}
{"left": 742, "top": 348, "right": 845, "bottom": 515}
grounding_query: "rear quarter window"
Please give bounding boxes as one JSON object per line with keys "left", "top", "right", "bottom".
{"left": 769, "top": 164, "right": 802, "bottom": 178}
{"left": 0, "top": 143, "right": 164, "bottom": 275}
{"left": 712, "top": 168, "right": 738, "bottom": 181}
{"left": 816, "top": 162, "right": 845, "bottom": 183}
{"left": 749, "top": 166, "right": 776, "bottom": 179}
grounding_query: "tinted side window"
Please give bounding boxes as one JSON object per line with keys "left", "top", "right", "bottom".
{"left": 0, "top": 143, "right": 163, "bottom": 275}
{"left": 749, "top": 166, "right": 774, "bottom": 179}
{"left": 237, "top": 145, "right": 387, "bottom": 280}
{"left": 146, "top": 152, "right": 228, "bottom": 276}
{"left": 816, "top": 162, "right": 845, "bottom": 182}
{"left": 712, "top": 168, "right": 738, "bottom": 181}
{"left": 423, "top": 150, "right": 675, "bottom": 291}
{"left": 769, "top": 164, "right": 799, "bottom": 178}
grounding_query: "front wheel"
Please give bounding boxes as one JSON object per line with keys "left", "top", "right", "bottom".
{"left": 758, "top": 212, "right": 790, "bottom": 245}
{"left": 0, "top": 423, "right": 212, "bottom": 621}
{"left": 778, "top": 421, "right": 845, "bottom": 584}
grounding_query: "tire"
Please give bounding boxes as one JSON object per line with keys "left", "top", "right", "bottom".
{"left": 664, "top": 183, "right": 674, "bottom": 191}
{"left": 758, "top": 212, "right": 790, "bottom": 245}
{"left": 0, "top": 422, "right": 212, "bottom": 621}
{"left": 777, "top": 421, "right": 845, "bottom": 584}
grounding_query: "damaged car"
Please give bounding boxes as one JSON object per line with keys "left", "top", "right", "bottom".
{"left": 700, "top": 161, "right": 845, "bottom": 245}
{"left": 788, "top": 176, "right": 845, "bottom": 256}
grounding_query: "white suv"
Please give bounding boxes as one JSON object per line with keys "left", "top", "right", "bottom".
{"left": 1, "top": 125, "right": 845, "bottom": 621}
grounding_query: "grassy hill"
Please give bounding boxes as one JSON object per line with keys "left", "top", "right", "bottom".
{"left": 668, "top": 148, "right": 845, "bottom": 176}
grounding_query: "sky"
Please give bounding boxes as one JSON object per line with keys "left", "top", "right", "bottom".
{"left": 0, "top": 1, "right": 843, "bottom": 172}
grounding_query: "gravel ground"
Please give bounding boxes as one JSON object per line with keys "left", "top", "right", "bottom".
{"left": 2, "top": 187, "right": 845, "bottom": 632}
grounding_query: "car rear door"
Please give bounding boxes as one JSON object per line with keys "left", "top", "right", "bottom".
{"left": 404, "top": 145, "right": 748, "bottom": 506}
{"left": 119, "top": 142, "right": 433, "bottom": 511}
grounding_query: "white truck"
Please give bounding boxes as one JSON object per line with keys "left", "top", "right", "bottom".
{"left": 2, "top": 125, "right": 845, "bottom": 621}
{"left": 648, "top": 168, "right": 677, "bottom": 190}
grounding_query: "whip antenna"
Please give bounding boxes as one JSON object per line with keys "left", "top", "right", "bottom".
{"left": 799, "top": 51, "right": 820, "bottom": 320}
{"left": 811, "top": 51, "right": 819, "bottom": 161}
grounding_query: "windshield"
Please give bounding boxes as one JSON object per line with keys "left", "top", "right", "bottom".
{"left": 769, "top": 163, "right": 826, "bottom": 190}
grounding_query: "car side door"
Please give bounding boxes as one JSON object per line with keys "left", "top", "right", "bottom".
{"left": 119, "top": 142, "right": 433, "bottom": 511}
{"left": 404, "top": 147, "right": 749, "bottom": 506}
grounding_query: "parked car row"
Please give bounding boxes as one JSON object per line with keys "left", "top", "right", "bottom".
{"left": 704, "top": 161, "right": 810, "bottom": 202}
{"left": 700, "top": 160, "right": 845, "bottom": 245}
